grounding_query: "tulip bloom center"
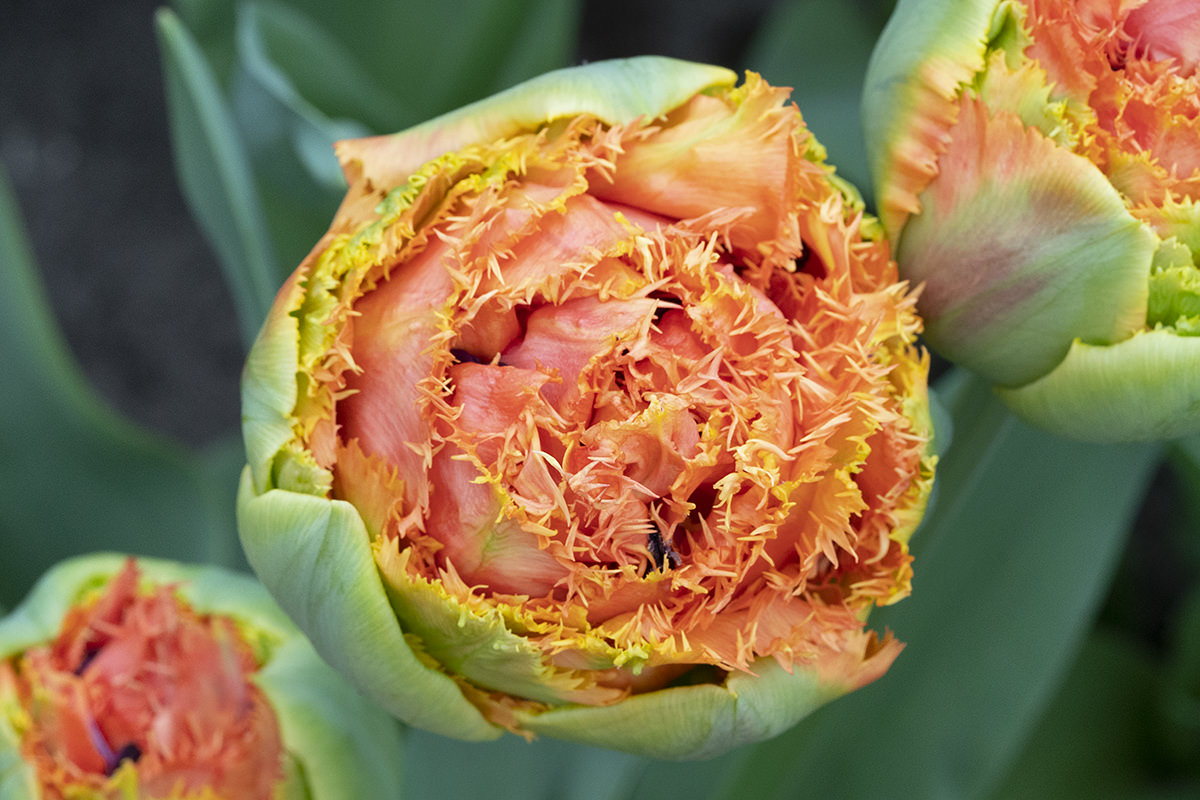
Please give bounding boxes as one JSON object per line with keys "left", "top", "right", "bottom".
{"left": 278, "top": 74, "right": 932, "bottom": 719}
{"left": 1019, "top": 0, "right": 1200, "bottom": 209}
{"left": 3, "top": 561, "right": 283, "bottom": 800}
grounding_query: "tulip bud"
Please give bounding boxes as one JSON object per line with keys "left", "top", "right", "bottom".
{"left": 0, "top": 555, "right": 403, "bottom": 799}
{"left": 238, "top": 56, "right": 936, "bottom": 760}
{"left": 864, "top": 0, "right": 1200, "bottom": 441}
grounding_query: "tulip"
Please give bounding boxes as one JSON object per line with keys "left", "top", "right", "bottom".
{"left": 863, "top": 0, "right": 1200, "bottom": 441}
{"left": 238, "top": 56, "right": 936, "bottom": 760}
{"left": 0, "top": 555, "right": 403, "bottom": 799}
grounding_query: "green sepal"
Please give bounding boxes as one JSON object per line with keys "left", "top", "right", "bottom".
{"left": 376, "top": 552, "right": 598, "bottom": 706}
{"left": 999, "top": 329, "right": 1200, "bottom": 441}
{"left": 236, "top": 470, "right": 501, "bottom": 741}
{"left": 512, "top": 658, "right": 852, "bottom": 761}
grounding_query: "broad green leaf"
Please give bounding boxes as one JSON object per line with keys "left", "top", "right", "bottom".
{"left": 1157, "top": 585, "right": 1200, "bottom": 775}
{"left": 157, "top": 7, "right": 280, "bottom": 342}
{"left": 272, "top": 0, "right": 581, "bottom": 125}
{"left": 403, "top": 730, "right": 643, "bottom": 800}
{"left": 989, "top": 630, "right": 1196, "bottom": 800}
{"left": 0, "top": 165, "right": 242, "bottom": 610}
{"left": 628, "top": 372, "right": 1159, "bottom": 800}
{"left": 229, "top": 1, "right": 373, "bottom": 272}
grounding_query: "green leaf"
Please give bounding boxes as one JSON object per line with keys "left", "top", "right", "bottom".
{"left": 227, "top": 1, "right": 382, "bottom": 271}
{"left": 628, "top": 372, "right": 1160, "bottom": 800}
{"left": 0, "top": 164, "right": 243, "bottom": 610}
{"left": 271, "top": 0, "right": 582, "bottom": 125}
{"left": 403, "top": 730, "right": 644, "bottom": 800}
{"left": 156, "top": 7, "right": 281, "bottom": 343}
{"left": 989, "top": 630, "right": 1196, "bottom": 800}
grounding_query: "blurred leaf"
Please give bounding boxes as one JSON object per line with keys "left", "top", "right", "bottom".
{"left": 989, "top": 630, "right": 1196, "bottom": 800}
{"left": 744, "top": 0, "right": 894, "bottom": 195}
{"left": 628, "top": 374, "right": 1159, "bottom": 800}
{"left": 271, "top": 0, "right": 582, "bottom": 126}
{"left": 403, "top": 728, "right": 643, "bottom": 800}
{"left": 157, "top": 7, "right": 281, "bottom": 343}
{"left": 1166, "top": 435, "right": 1200, "bottom": 573}
{"left": 1158, "top": 584, "right": 1200, "bottom": 772}
{"left": 172, "top": 0, "right": 238, "bottom": 86}
{"left": 237, "top": 1, "right": 407, "bottom": 134}
{"left": 229, "top": 1, "right": 372, "bottom": 271}
{"left": 0, "top": 164, "right": 243, "bottom": 609}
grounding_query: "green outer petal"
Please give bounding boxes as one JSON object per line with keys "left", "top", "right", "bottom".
{"left": 898, "top": 109, "right": 1156, "bottom": 388}
{"left": 338, "top": 56, "right": 738, "bottom": 186}
{"left": 861, "top": 0, "right": 998, "bottom": 231}
{"left": 242, "top": 272, "right": 304, "bottom": 495}
{"left": 236, "top": 469, "right": 501, "bottom": 741}
{"left": 0, "top": 695, "right": 36, "bottom": 800}
{"left": 513, "top": 659, "right": 847, "bottom": 761}
{"left": 0, "top": 553, "right": 405, "bottom": 800}
{"left": 999, "top": 329, "right": 1200, "bottom": 441}
{"left": 378, "top": 557, "right": 598, "bottom": 705}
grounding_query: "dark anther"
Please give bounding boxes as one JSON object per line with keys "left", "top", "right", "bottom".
{"left": 648, "top": 291, "right": 683, "bottom": 324}
{"left": 793, "top": 247, "right": 826, "bottom": 279}
{"left": 74, "top": 641, "right": 104, "bottom": 675}
{"left": 106, "top": 742, "right": 142, "bottom": 775}
{"left": 647, "top": 529, "right": 682, "bottom": 572}
{"left": 451, "top": 348, "right": 485, "bottom": 364}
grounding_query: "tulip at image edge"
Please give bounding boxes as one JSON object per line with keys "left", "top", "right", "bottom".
{"left": 863, "top": 0, "right": 1200, "bottom": 442}
{"left": 0, "top": 554, "right": 404, "bottom": 800}
{"left": 238, "top": 56, "right": 938, "bottom": 760}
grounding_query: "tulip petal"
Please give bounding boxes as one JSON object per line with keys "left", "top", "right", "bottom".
{"left": 242, "top": 270, "right": 305, "bottom": 495}
{"left": 375, "top": 542, "right": 623, "bottom": 708}
{"left": 899, "top": 97, "right": 1155, "bottom": 388}
{"left": 862, "top": 0, "right": 1000, "bottom": 233}
{"left": 999, "top": 329, "right": 1200, "bottom": 441}
{"left": 235, "top": 470, "right": 501, "bottom": 741}
{"left": 336, "top": 57, "right": 739, "bottom": 192}
{"left": 513, "top": 632, "right": 898, "bottom": 761}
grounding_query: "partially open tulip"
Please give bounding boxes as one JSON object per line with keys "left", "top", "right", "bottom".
{"left": 864, "top": 0, "right": 1200, "bottom": 441}
{"left": 0, "top": 555, "right": 403, "bottom": 799}
{"left": 238, "top": 56, "right": 936, "bottom": 760}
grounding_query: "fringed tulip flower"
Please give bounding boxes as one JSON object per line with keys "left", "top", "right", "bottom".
{"left": 865, "top": 0, "right": 1200, "bottom": 441}
{"left": 0, "top": 555, "right": 403, "bottom": 800}
{"left": 238, "top": 56, "right": 936, "bottom": 760}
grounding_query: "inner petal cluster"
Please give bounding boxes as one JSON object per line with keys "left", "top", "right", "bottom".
{"left": 293, "top": 75, "right": 930, "bottom": 713}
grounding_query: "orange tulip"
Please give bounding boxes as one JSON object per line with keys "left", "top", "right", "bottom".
{"left": 0, "top": 556, "right": 404, "bottom": 799}
{"left": 239, "top": 57, "right": 936, "bottom": 759}
{"left": 865, "top": 0, "right": 1200, "bottom": 440}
